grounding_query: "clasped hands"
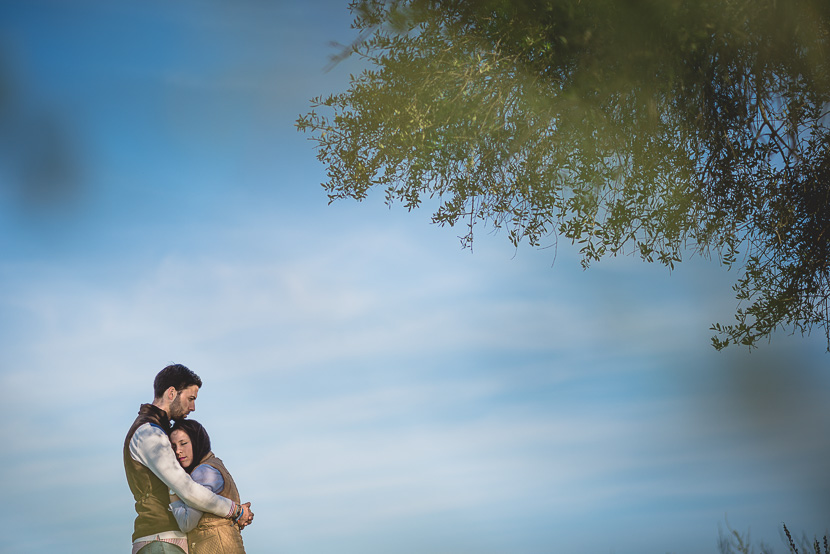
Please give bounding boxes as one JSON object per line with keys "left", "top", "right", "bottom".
{"left": 237, "top": 502, "right": 254, "bottom": 530}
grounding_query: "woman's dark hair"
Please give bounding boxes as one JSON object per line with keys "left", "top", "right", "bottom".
{"left": 154, "top": 363, "right": 202, "bottom": 399}
{"left": 170, "top": 419, "right": 212, "bottom": 474}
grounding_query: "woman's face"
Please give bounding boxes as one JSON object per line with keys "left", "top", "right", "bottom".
{"left": 170, "top": 429, "right": 194, "bottom": 469}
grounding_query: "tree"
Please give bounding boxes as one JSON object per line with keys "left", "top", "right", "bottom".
{"left": 297, "top": 0, "right": 830, "bottom": 350}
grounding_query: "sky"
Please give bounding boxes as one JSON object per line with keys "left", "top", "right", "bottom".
{"left": 0, "top": 1, "right": 829, "bottom": 553}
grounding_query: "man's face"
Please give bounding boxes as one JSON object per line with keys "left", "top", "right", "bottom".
{"left": 168, "top": 385, "right": 199, "bottom": 420}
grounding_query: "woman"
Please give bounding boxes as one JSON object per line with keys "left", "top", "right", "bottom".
{"left": 169, "top": 419, "right": 248, "bottom": 554}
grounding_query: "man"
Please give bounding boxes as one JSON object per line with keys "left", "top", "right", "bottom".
{"left": 124, "top": 363, "right": 254, "bottom": 553}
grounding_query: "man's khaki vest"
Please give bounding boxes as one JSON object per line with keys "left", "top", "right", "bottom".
{"left": 123, "top": 404, "right": 180, "bottom": 541}
{"left": 187, "top": 454, "right": 247, "bottom": 554}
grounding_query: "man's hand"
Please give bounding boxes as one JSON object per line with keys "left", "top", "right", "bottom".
{"left": 237, "top": 502, "right": 253, "bottom": 530}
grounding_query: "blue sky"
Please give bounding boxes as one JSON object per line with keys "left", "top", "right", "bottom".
{"left": 1, "top": 2, "right": 829, "bottom": 553}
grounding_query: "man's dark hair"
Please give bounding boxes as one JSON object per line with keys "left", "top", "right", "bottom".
{"left": 153, "top": 363, "right": 202, "bottom": 399}
{"left": 170, "top": 419, "right": 212, "bottom": 474}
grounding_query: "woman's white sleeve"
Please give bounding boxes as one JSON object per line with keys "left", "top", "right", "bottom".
{"left": 169, "top": 465, "right": 225, "bottom": 533}
{"left": 170, "top": 499, "right": 203, "bottom": 533}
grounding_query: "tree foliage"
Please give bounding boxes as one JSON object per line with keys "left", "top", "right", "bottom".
{"left": 297, "top": 0, "right": 830, "bottom": 349}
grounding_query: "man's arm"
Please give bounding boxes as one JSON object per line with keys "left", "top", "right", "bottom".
{"left": 129, "top": 423, "right": 236, "bottom": 518}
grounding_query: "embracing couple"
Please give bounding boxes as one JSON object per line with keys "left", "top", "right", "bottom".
{"left": 124, "top": 364, "right": 254, "bottom": 553}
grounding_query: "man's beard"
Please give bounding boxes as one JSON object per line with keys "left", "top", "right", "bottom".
{"left": 168, "top": 392, "right": 188, "bottom": 420}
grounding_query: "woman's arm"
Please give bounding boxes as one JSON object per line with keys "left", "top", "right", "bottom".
{"left": 169, "top": 464, "right": 226, "bottom": 533}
